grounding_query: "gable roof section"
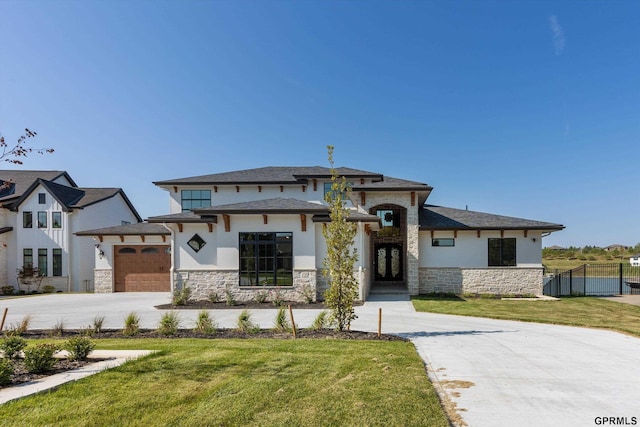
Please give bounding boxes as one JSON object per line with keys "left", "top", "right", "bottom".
{"left": 76, "top": 222, "right": 170, "bottom": 236}
{"left": 147, "top": 211, "right": 217, "bottom": 224}
{"left": 352, "top": 175, "right": 433, "bottom": 192}
{"left": 0, "top": 170, "right": 76, "bottom": 204}
{"left": 420, "top": 205, "right": 564, "bottom": 231}
{"left": 8, "top": 179, "right": 142, "bottom": 222}
{"left": 153, "top": 166, "right": 384, "bottom": 186}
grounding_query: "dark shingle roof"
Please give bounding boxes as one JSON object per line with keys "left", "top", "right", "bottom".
{"left": 147, "top": 212, "right": 217, "bottom": 223}
{"left": 0, "top": 170, "right": 75, "bottom": 203}
{"left": 312, "top": 211, "right": 381, "bottom": 223}
{"left": 352, "top": 175, "right": 432, "bottom": 192}
{"left": 76, "top": 222, "right": 171, "bottom": 236}
{"left": 419, "top": 205, "right": 564, "bottom": 231}
{"left": 194, "top": 198, "right": 330, "bottom": 214}
{"left": 153, "top": 166, "right": 384, "bottom": 186}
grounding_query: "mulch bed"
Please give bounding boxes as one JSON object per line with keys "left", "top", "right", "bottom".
{"left": 19, "top": 328, "right": 404, "bottom": 341}
{"left": 5, "top": 358, "right": 113, "bottom": 389}
{"left": 154, "top": 300, "right": 362, "bottom": 310}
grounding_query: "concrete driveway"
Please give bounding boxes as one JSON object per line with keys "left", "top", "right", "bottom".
{"left": 2, "top": 293, "right": 640, "bottom": 427}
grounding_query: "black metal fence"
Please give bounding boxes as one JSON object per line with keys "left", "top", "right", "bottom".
{"left": 543, "top": 264, "right": 640, "bottom": 296}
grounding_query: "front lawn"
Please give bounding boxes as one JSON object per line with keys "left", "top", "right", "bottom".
{"left": 0, "top": 339, "right": 449, "bottom": 427}
{"left": 412, "top": 295, "right": 640, "bottom": 337}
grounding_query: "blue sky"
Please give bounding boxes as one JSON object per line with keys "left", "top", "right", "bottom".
{"left": 1, "top": 1, "right": 638, "bottom": 248}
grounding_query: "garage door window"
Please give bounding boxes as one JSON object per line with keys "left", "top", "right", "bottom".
{"left": 118, "top": 247, "right": 137, "bottom": 254}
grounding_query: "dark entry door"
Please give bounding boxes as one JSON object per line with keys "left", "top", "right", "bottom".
{"left": 374, "top": 243, "right": 403, "bottom": 281}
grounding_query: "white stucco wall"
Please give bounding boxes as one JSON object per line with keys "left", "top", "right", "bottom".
{"left": 419, "top": 230, "right": 543, "bottom": 268}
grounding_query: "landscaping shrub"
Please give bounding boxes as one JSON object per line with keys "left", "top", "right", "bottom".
{"left": 7, "top": 315, "right": 32, "bottom": 336}
{"left": 0, "top": 336, "right": 27, "bottom": 360}
{"left": 193, "top": 310, "right": 217, "bottom": 335}
{"left": 224, "top": 286, "right": 236, "bottom": 306}
{"left": 254, "top": 290, "right": 268, "bottom": 304}
{"left": 172, "top": 285, "right": 191, "bottom": 306}
{"left": 272, "top": 307, "right": 291, "bottom": 332}
{"left": 93, "top": 315, "right": 105, "bottom": 334}
{"left": 236, "top": 310, "right": 259, "bottom": 334}
{"left": 270, "top": 288, "right": 284, "bottom": 307}
{"left": 123, "top": 312, "right": 140, "bottom": 336}
{"left": 64, "top": 336, "right": 96, "bottom": 361}
{"left": 52, "top": 319, "right": 66, "bottom": 336}
{"left": 42, "top": 285, "right": 56, "bottom": 293}
{"left": 207, "top": 291, "right": 219, "bottom": 303}
{"left": 300, "top": 284, "right": 315, "bottom": 304}
{"left": 24, "top": 343, "right": 59, "bottom": 373}
{"left": 158, "top": 312, "right": 181, "bottom": 336}
{"left": 311, "top": 311, "right": 331, "bottom": 330}
{"left": 1, "top": 285, "right": 14, "bottom": 296}
{"left": 0, "top": 358, "right": 14, "bottom": 386}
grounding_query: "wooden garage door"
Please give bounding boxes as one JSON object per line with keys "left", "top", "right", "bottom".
{"left": 114, "top": 245, "right": 170, "bottom": 292}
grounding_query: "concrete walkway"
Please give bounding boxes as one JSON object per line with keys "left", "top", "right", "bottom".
{"left": 2, "top": 293, "right": 640, "bottom": 426}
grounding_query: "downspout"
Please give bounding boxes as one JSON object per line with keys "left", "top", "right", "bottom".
{"left": 359, "top": 221, "right": 364, "bottom": 300}
{"left": 161, "top": 223, "right": 175, "bottom": 292}
{"left": 66, "top": 211, "right": 73, "bottom": 292}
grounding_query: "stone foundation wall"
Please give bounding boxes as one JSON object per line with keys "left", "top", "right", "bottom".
{"left": 174, "top": 269, "right": 318, "bottom": 303}
{"left": 419, "top": 267, "right": 543, "bottom": 295}
{"left": 94, "top": 269, "right": 113, "bottom": 293}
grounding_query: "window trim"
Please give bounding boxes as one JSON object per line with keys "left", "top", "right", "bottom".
{"left": 488, "top": 238, "right": 517, "bottom": 267}
{"left": 239, "top": 232, "right": 293, "bottom": 287}
{"left": 53, "top": 248, "right": 62, "bottom": 277}
{"left": 23, "top": 211, "right": 33, "bottom": 228}
{"left": 432, "top": 238, "right": 455, "bottom": 247}
{"left": 37, "top": 211, "right": 47, "bottom": 228}
{"left": 38, "top": 248, "right": 48, "bottom": 276}
{"left": 52, "top": 211, "right": 62, "bottom": 229}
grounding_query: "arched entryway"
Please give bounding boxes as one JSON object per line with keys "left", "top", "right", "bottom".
{"left": 369, "top": 204, "right": 407, "bottom": 291}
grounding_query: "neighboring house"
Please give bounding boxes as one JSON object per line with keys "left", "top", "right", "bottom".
{"left": 604, "top": 244, "right": 628, "bottom": 252}
{"left": 77, "top": 166, "right": 564, "bottom": 301}
{"left": 631, "top": 255, "right": 640, "bottom": 267}
{"left": 546, "top": 245, "right": 565, "bottom": 251}
{"left": 0, "top": 170, "right": 142, "bottom": 292}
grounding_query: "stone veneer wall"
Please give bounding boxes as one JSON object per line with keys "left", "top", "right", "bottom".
{"left": 174, "top": 269, "right": 318, "bottom": 303}
{"left": 419, "top": 267, "right": 543, "bottom": 295}
{"left": 94, "top": 269, "right": 113, "bottom": 293}
{"left": 315, "top": 268, "right": 370, "bottom": 301}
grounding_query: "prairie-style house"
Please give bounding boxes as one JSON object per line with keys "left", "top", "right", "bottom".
{"left": 77, "top": 166, "right": 563, "bottom": 301}
{"left": 0, "top": 170, "right": 141, "bottom": 292}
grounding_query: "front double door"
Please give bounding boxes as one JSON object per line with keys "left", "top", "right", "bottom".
{"left": 374, "top": 243, "right": 403, "bottom": 282}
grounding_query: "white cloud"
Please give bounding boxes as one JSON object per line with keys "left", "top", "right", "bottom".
{"left": 549, "top": 15, "right": 565, "bottom": 56}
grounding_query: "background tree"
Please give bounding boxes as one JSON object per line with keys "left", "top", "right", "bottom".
{"left": 0, "top": 128, "right": 54, "bottom": 165}
{"left": 322, "top": 145, "right": 358, "bottom": 331}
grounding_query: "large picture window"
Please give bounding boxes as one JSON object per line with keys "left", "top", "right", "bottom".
{"left": 488, "top": 238, "right": 516, "bottom": 267}
{"left": 181, "top": 190, "right": 211, "bottom": 212}
{"left": 239, "top": 232, "right": 293, "bottom": 286}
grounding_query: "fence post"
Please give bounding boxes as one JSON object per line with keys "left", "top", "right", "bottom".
{"left": 569, "top": 269, "right": 573, "bottom": 296}
{"left": 620, "top": 263, "right": 624, "bottom": 295}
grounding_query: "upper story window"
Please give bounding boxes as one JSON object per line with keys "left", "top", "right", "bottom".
{"left": 323, "top": 182, "right": 353, "bottom": 202}
{"left": 181, "top": 190, "right": 211, "bottom": 212}
{"left": 23, "top": 211, "right": 33, "bottom": 228}
{"left": 37, "top": 211, "right": 47, "bottom": 228}
{"left": 52, "top": 212, "right": 62, "bottom": 229}
{"left": 376, "top": 209, "right": 401, "bottom": 237}
{"left": 38, "top": 193, "right": 46, "bottom": 204}
{"left": 488, "top": 238, "right": 516, "bottom": 267}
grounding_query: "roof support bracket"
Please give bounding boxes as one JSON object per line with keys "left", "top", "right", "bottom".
{"left": 223, "top": 214, "right": 231, "bottom": 232}
{"left": 411, "top": 192, "right": 416, "bottom": 206}
{"left": 263, "top": 214, "right": 268, "bottom": 225}
{"left": 524, "top": 230, "right": 528, "bottom": 238}
{"left": 300, "top": 214, "right": 306, "bottom": 232}
{"left": 207, "top": 223, "right": 213, "bottom": 232}
{"left": 177, "top": 223, "right": 183, "bottom": 233}
{"left": 477, "top": 230, "right": 481, "bottom": 238}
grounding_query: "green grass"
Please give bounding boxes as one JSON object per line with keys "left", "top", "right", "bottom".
{"left": 412, "top": 295, "right": 640, "bottom": 337}
{"left": 0, "top": 339, "right": 449, "bottom": 427}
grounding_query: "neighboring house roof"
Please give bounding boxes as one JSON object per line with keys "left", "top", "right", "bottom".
{"left": 0, "top": 226, "right": 13, "bottom": 235}
{"left": 8, "top": 178, "right": 142, "bottom": 222}
{"left": 0, "top": 170, "right": 76, "bottom": 203}
{"left": 419, "top": 205, "right": 565, "bottom": 231}
{"left": 153, "top": 166, "right": 386, "bottom": 186}
{"left": 605, "top": 244, "right": 627, "bottom": 251}
{"left": 546, "top": 245, "right": 566, "bottom": 250}
{"left": 76, "top": 222, "right": 171, "bottom": 236}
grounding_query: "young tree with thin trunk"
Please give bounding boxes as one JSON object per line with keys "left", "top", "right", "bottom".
{"left": 322, "top": 145, "right": 358, "bottom": 331}
{"left": 0, "top": 128, "right": 54, "bottom": 165}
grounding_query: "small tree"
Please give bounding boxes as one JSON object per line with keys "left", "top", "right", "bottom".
{"left": 322, "top": 146, "right": 358, "bottom": 331}
{"left": 0, "top": 128, "right": 54, "bottom": 165}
